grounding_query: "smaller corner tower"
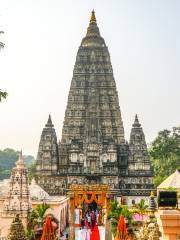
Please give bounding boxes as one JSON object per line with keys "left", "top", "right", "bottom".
{"left": 129, "top": 114, "right": 152, "bottom": 172}
{"left": 36, "top": 115, "right": 59, "bottom": 175}
{"left": 127, "top": 115, "right": 154, "bottom": 197}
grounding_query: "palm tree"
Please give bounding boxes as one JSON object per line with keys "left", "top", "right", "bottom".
{"left": 134, "top": 199, "right": 148, "bottom": 220}
{"left": 35, "top": 203, "right": 50, "bottom": 226}
{"left": 27, "top": 203, "right": 59, "bottom": 240}
{"left": 108, "top": 201, "right": 123, "bottom": 236}
{"left": 108, "top": 201, "right": 132, "bottom": 237}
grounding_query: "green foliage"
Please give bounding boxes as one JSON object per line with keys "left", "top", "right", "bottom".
{"left": 108, "top": 201, "right": 132, "bottom": 236}
{"left": 0, "top": 31, "right": 7, "bottom": 101}
{"left": 26, "top": 210, "right": 38, "bottom": 240}
{"left": 0, "top": 31, "right": 5, "bottom": 49}
{"left": 0, "top": 148, "right": 34, "bottom": 180}
{"left": 134, "top": 199, "right": 148, "bottom": 217}
{"left": 35, "top": 203, "right": 50, "bottom": 220}
{"left": 27, "top": 204, "right": 58, "bottom": 240}
{"left": 27, "top": 203, "right": 50, "bottom": 239}
{"left": 0, "top": 89, "right": 7, "bottom": 101}
{"left": 149, "top": 128, "right": 180, "bottom": 187}
{"left": 28, "top": 163, "right": 36, "bottom": 183}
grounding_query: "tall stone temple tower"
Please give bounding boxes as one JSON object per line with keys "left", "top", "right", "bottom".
{"left": 3, "top": 151, "right": 31, "bottom": 217}
{"left": 36, "top": 115, "right": 59, "bottom": 175}
{"left": 35, "top": 11, "right": 154, "bottom": 201}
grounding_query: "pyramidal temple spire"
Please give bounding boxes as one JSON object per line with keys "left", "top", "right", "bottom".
{"left": 35, "top": 11, "right": 154, "bottom": 198}
{"left": 36, "top": 115, "right": 58, "bottom": 175}
{"left": 16, "top": 150, "right": 25, "bottom": 169}
{"left": 90, "top": 10, "right": 96, "bottom": 23}
{"left": 133, "top": 114, "right": 141, "bottom": 128}
{"left": 19, "top": 150, "right": 23, "bottom": 160}
{"left": 85, "top": 10, "right": 101, "bottom": 38}
{"left": 45, "top": 114, "right": 54, "bottom": 127}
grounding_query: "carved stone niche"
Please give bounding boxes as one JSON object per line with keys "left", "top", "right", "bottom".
{"left": 79, "top": 154, "right": 84, "bottom": 163}
{"left": 101, "top": 153, "right": 107, "bottom": 163}
{"left": 70, "top": 153, "right": 78, "bottom": 162}
{"left": 109, "top": 152, "right": 116, "bottom": 162}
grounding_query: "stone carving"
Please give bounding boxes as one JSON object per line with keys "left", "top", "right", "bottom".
{"left": 3, "top": 152, "right": 31, "bottom": 217}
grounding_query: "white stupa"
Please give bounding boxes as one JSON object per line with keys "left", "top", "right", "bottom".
{"left": 29, "top": 178, "right": 50, "bottom": 200}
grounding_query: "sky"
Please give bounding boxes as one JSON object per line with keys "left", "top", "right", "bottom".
{"left": 0, "top": 0, "right": 180, "bottom": 156}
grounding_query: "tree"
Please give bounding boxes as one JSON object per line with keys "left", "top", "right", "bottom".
{"left": 134, "top": 199, "right": 148, "bottom": 220}
{"left": 27, "top": 203, "right": 59, "bottom": 240}
{"left": 149, "top": 128, "right": 180, "bottom": 186}
{"left": 35, "top": 203, "right": 51, "bottom": 223}
{"left": 0, "top": 89, "right": 8, "bottom": 101}
{"left": 28, "top": 163, "right": 36, "bottom": 183}
{"left": 108, "top": 201, "right": 132, "bottom": 237}
{"left": 0, "top": 31, "right": 7, "bottom": 101}
{"left": 0, "top": 148, "right": 34, "bottom": 180}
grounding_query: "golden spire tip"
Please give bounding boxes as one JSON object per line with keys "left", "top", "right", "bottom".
{"left": 90, "top": 9, "right": 96, "bottom": 23}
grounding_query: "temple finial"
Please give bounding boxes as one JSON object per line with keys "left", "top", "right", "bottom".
{"left": 46, "top": 114, "right": 54, "bottom": 127}
{"left": 135, "top": 114, "right": 139, "bottom": 123}
{"left": 133, "top": 114, "right": 141, "bottom": 127}
{"left": 84, "top": 9, "right": 101, "bottom": 39}
{"left": 19, "top": 150, "right": 23, "bottom": 160}
{"left": 16, "top": 150, "right": 25, "bottom": 168}
{"left": 90, "top": 10, "right": 96, "bottom": 23}
{"left": 47, "top": 114, "right": 52, "bottom": 125}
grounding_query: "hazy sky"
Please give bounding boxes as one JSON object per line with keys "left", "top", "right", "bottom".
{"left": 0, "top": 0, "right": 180, "bottom": 156}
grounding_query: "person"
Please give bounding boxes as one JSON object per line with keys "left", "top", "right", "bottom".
{"left": 98, "top": 211, "right": 102, "bottom": 225}
{"left": 91, "top": 211, "right": 96, "bottom": 230}
{"left": 77, "top": 228, "right": 83, "bottom": 240}
{"left": 81, "top": 218, "right": 85, "bottom": 229}
{"left": 87, "top": 214, "right": 91, "bottom": 227}
{"left": 95, "top": 209, "right": 99, "bottom": 222}
{"left": 85, "top": 211, "right": 88, "bottom": 219}
{"left": 85, "top": 217, "right": 88, "bottom": 228}
{"left": 90, "top": 222, "right": 100, "bottom": 240}
{"left": 60, "top": 229, "right": 64, "bottom": 237}
{"left": 85, "top": 227, "right": 91, "bottom": 240}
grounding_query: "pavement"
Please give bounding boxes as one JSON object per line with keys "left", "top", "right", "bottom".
{"left": 75, "top": 226, "right": 105, "bottom": 240}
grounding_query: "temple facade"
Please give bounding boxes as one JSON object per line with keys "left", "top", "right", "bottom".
{"left": 35, "top": 11, "right": 154, "bottom": 200}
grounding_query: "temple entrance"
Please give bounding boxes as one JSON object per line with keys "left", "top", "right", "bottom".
{"left": 87, "top": 200, "right": 97, "bottom": 211}
{"left": 67, "top": 184, "right": 110, "bottom": 240}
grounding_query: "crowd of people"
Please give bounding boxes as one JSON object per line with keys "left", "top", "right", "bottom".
{"left": 80, "top": 209, "right": 102, "bottom": 230}
{"left": 59, "top": 207, "right": 103, "bottom": 240}
{"left": 77, "top": 208, "right": 102, "bottom": 240}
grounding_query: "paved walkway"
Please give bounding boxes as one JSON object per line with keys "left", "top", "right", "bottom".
{"left": 75, "top": 226, "right": 105, "bottom": 240}
{"left": 59, "top": 227, "right": 69, "bottom": 240}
